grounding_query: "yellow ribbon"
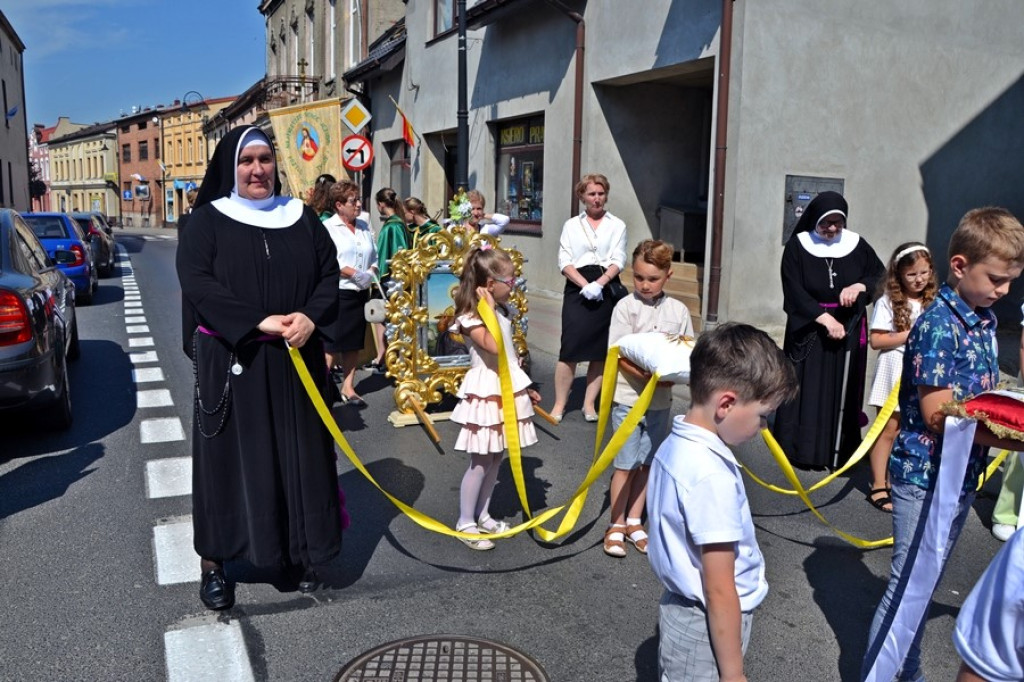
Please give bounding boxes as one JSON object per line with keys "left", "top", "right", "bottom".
{"left": 743, "top": 378, "right": 902, "bottom": 495}
{"left": 745, "top": 377, "right": 1012, "bottom": 548}
{"left": 477, "top": 300, "right": 657, "bottom": 541}
{"left": 286, "top": 303, "right": 648, "bottom": 542}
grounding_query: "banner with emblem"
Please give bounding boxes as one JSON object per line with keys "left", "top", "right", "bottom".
{"left": 268, "top": 98, "right": 344, "bottom": 199}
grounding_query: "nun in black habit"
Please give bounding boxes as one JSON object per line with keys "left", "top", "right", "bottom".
{"left": 176, "top": 125, "right": 342, "bottom": 610}
{"left": 772, "top": 191, "right": 884, "bottom": 470}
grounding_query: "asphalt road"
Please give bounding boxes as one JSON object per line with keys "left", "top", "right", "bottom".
{"left": 0, "top": 228, "right": 1007, "bottom": 681}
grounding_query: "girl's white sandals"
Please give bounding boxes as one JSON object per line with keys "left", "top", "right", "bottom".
{"left": 455, "top": 522, "right": 495, "bottom": 551}
{"left": 477, "top": 514, "right": 511, "bottom": 534}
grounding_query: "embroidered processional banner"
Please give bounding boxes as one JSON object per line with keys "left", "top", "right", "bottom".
{"left": 268, "top": 98, "right": 343, "bottom": 199}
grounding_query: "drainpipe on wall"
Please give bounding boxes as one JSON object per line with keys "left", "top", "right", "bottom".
{"left": 705, "top": 0, "right": 734, "bottom": 327}
{"left": 456, "top": 0, "right": 469, "bottom": 189}
{"left": 543, "top": 0, "right": 584, "bottom": 216}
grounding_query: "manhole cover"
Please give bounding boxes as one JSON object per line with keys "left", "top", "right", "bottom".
{"left": 334, "top": 635, "right": 549, "bottom": 681}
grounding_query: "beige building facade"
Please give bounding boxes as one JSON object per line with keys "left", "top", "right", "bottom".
{"left": 347, "top": 0, "right": 1024, "bottom": 331}
{"left": 48, "top": 122, "right": 119, "bottom": 218}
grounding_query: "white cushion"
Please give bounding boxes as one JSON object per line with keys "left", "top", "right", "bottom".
{"left": 614, "top": 331, "right": 695, "bottom": 384}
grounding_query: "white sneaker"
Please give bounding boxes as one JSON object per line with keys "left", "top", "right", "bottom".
{"left": 992, "top": 523, "right": 1016, "bottom": 542}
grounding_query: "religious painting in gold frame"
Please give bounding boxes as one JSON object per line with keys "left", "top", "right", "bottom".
{"left": 382, "top": 227, "right": 529, "bottom": 415}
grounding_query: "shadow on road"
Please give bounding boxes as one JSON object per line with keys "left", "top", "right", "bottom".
{"left": 0, "top": 339, "right": 136, "bottom": 458}
{"left": 328, "top": 457, "right": 426, "bottom": 589}
{"left": 804, "top": 537, "right": 888, "bottom": 680}
{"left": 0, "top": 442, "right": 104, "bottom": 520}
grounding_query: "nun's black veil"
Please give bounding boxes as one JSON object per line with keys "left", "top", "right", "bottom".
{"left": 193, "top": 125, "right": 283, "bottom": 209}
{"left": 791, "top": 190, "right": 848, "bottom": 238}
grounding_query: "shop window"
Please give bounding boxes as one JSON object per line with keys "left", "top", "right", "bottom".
{"left": 434, "top": 0, "right": 454, "bottom": 36}
{"left": 495, "top": 116, "right": 544, "bottom": 235}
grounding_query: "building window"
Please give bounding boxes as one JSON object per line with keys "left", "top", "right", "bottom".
{"left": 387, "top": 141, "right": 411, "bottom": 201}
{"left": 496, "top": 115, "right": 544, "bottom": 234}
{"left": 139, "top": 140, "right": 149, "bottom": 161}
{"left": 306, "top": 8, "right": 315, "bottom": 73}
{"left": 434, "top": 0, "right": 454, "bottom": 36}
{"left": 122, "top": 144, "right": 131, "bottom": 163}
{"left": 139, "top": 120, "right": 147, "bottom": 130}
{"left": 326, "top": 0, "right": 336, "bottom": 80}
{"left": 154, "top": 138, "right": 160, "bottom": 159}
{"left": 347, "top": 0, "right": 362, "bottom": 69}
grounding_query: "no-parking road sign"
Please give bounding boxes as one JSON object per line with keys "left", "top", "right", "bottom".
{"left": 342, "top": 134, "right": 373, "bottom": 172}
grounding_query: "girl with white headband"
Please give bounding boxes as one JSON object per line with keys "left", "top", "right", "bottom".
{"left": 865, "top": 242, "right": 938, "bottom": 512}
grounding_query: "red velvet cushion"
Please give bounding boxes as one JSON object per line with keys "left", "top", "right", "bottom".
{"left": 961, "top": 393, "right": 1024, "bottom": 439}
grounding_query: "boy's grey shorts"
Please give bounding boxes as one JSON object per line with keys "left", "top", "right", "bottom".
{"left": 658, "top": 589, "right": 753, "bottom": 682}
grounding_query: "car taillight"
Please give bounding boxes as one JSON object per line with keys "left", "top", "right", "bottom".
{"left": 70, "top": 244, "right": 86, "bottom": 267}
{"left": 0, "top": 291, "right": 32, "bottom": 345}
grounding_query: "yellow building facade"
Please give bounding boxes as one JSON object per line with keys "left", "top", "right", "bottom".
{"left": 162, "top": 97, "right": 233, "bottom": 222}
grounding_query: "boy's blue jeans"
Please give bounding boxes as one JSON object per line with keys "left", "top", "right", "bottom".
{"left": 862, "top": 481, "right": 974, "bottom": 681}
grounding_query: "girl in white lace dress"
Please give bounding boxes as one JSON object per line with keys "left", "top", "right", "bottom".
{"left": 866, "top": 242, "right": 937, "bottom": 512}
{"left": 451, "top": 246, "right": 541, "bottom": 550}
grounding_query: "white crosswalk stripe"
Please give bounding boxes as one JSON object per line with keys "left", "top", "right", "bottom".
{"left": 164, "top": 622, "right": 254, "bottom": 682}
{"left": 137, "top": 389, "right": 173, "bottom": 408}
{"left": 140, "top": 417, "right": 185, "bottom": 443}
{"left": 145, "top": 457, "right": 192, "bottom": 499}
{"left": 152, "top": 520, "right": 198, "bottom": 584}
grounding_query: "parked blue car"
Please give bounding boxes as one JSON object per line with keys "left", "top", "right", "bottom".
{"left": 0, "top": 209, "right": 79, "bottom": 429}
{"left": 21, "top": 212, "right": 97, "bottom": 305}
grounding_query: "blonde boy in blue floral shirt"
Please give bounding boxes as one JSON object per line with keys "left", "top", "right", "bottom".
{"left": 864, "top": 208, "right": 1024, "bottom": 681}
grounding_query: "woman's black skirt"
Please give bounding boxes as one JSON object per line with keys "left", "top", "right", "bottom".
{"left": 558, "top": 264, "right": 627, "bottom": 362}
{"left": 324, "top": 288, "right": 369, "bottom": 353}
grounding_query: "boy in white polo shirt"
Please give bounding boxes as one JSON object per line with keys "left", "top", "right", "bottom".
{"left": 647, "top": 323, "right": 798, "bottom": 682}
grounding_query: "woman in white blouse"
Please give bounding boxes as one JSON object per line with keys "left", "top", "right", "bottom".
{"left": 551, "top": 173, "right": 628, "bottom": 421}
{"left": 322, "top": 180, "right": 378, "bottom": 405}
{"left": 466, "top": 189, "right": 509, "bottom": 236}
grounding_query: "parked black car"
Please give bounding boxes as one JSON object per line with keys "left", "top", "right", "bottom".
{"left": 72, "top": 212, "right": 116, "bottom": 277}
{"left": 0, "top": 209, "right": 79, "bottom": 429}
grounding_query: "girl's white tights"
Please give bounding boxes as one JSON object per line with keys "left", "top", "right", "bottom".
{"left": 458, "top": 453, "right": 503, "bottom": 529}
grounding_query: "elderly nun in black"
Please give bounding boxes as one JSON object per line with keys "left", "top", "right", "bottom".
{"left": 772, "top": 191, "right": 884, "bottom": 470}
{"left": 176, "top": 125, "right": 342, "bottom": 610}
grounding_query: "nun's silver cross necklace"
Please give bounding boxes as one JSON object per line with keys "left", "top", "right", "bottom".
{"left": 825, "top": 258, "right": 836, "bottom": 289}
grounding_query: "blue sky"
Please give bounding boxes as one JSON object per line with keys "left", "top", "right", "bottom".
{"left": 6, "top": 0, "right": 267, "bottom": 127}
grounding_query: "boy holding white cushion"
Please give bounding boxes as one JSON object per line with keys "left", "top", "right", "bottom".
{"left": 603, "top": 240, "right": 693, "bottom": 557}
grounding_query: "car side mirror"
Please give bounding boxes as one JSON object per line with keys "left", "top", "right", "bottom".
{"left": 53, "top": 249, "right": 77, "bottom": 265}
{"left": 104, "top": 227, "right": 113, "bottom": 235}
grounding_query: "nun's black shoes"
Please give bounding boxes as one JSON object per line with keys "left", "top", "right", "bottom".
{"left": 298, "top": 568, "right": 320, "bottom": 594}
{"left": 200, "top": 567, "right": 235, "bottom": 610}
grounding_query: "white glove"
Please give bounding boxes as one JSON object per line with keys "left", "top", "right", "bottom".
{"left": 351, "top": 270, "right": 373, "bottom": 289}
{"left": 580, "top": 282, "right": 604, "bottom": 301}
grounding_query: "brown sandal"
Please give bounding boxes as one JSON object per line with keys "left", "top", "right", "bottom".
{"left": 625, "top": 523, "right": 649, "bottom": 554}
{"left": 604, "top": 524, "right": 626, "bottom": 558}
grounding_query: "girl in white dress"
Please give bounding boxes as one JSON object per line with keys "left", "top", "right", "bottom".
{"left": 866, "top": 242, "right": 938, "bottom": 512}
{"left": 451, "top": 246, "right": 541, "bottom": 550}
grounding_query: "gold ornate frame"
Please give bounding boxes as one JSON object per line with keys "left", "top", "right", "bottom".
{"left": 382, "top": 227, "right": 529, "bottom": 415}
